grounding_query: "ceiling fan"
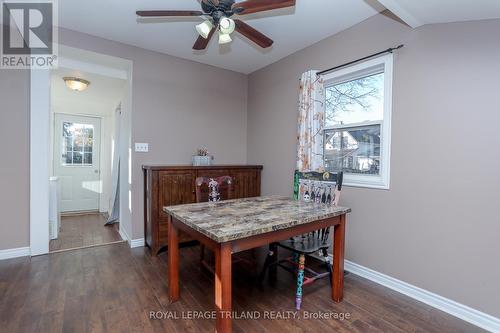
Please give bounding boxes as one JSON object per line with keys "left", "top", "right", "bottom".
{"left": 136, "top": 0, "right": 296, "bottom": 50}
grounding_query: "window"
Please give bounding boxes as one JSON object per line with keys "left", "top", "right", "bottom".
{"left": 323, "top": 54, "right": 392, "bottom": 189}
{"left": 62, "top": 122, "right": 94, "bottom": 166}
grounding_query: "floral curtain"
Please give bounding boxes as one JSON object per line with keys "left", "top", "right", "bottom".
{"left": 296, "top": 70, "right": 325, "bottom": 172}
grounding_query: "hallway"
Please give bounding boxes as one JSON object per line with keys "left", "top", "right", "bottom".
{"left": 49, "top": 214, "right": 123, "bottom": 252}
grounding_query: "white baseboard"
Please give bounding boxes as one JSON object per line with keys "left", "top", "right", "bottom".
{"left": 118, "top": 226, "right": 129, "bottom": 243}
{"left": 117, "top": 226, "right": 144, "bottom": 248}
{"left": 130, "top": 238, "right": 145, "bottom": 248}
{"left": 0, "top": 247, "right": 30, "bottom": 260}
{"left": 344, "top": 260, "right": 500, "bottom": 333}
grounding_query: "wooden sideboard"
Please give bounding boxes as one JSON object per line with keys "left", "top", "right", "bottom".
{"left": 143, "top": 165, "right": 263, "bottom": 255}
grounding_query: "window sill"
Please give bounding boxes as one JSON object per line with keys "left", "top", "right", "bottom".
{"left": 320, "top": 176, "right": 390, "bottom": 190}
{"left": 342, "top": 180, "right": 390, "bottom": 190}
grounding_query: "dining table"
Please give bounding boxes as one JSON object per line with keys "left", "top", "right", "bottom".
{"left": 164, "top": 195, "right": 351, "bottom": 333}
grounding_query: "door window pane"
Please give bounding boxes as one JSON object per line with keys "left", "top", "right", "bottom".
{"left": 73, "top": 136, "right": 83, "bottom": 152}
{"left": 84, "top": 137, "right": 93, "bottom": 152}
{"left": 61, "top": 122, "right": 94, "bottom": 166}
{"left": 72, "top": 152, "right": 83, "bottom": 164}
{"left": 64, "top": 152, "right": 73, "bottom": 165}
{"left": 83, "top": 153, "right": 93, "bottom": 164}
{"left": 63, "top": 122, "right": 72, "bottom": 137}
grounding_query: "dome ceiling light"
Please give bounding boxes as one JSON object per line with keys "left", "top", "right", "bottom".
{"left": 63, "top": 77, "right": 90, "bottom": 92}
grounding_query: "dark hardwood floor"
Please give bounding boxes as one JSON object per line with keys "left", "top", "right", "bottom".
{"left": 49, "top": 214, "right": 123, "bottom": 252}
{"left": 0, "top": 243, "right": 486, "bottom": 333}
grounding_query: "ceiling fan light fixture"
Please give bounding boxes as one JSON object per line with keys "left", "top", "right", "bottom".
{"left": 63, "top": 77, "right": 90, "bottom": 92}
{"left": 196, "top": 19, "right": 214, "bottom": 39}
{"left": 137, "top": 0, "right": 294, "bottom": 50}
{"left": 218, "top": 31, "right": 232, "bottom": 45}
{"left": 219, "top": 17, "right": 235, "bottom": 34}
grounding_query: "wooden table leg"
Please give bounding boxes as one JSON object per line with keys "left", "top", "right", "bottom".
{"left": 215, "top": 243, "right": 232, "bottom": 333}
{"left": 332, "top": 214, "right": 346, "bottom": 302}
{"left": 168, "top": 215, "right": 180, "bottom": 302}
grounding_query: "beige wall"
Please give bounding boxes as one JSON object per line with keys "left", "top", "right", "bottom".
{"left": 247, "top": 15, "right": 500, "bottom": 318}
{"left": 0, "top": 69, "right": 30, "bottom": 249}
{"left": 0, "top": 28, "right": 248, "bottom": 248}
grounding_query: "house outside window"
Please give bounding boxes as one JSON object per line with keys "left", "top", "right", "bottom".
{"left": 322, "top": 54, "right": 393, "bottom": 189}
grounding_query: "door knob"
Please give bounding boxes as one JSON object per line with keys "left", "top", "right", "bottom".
{"left": 94, "top": 170, "right": 99, "bottom": 174}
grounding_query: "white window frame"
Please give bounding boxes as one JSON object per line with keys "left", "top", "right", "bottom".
{"left": 322, "top": 53, "right": 393, "bottom": 189}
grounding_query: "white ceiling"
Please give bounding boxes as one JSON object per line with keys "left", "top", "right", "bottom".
{"left": 58, "top": 0, "right": 384, "bottom": 74}
{"left": 51, "top": 68, "right": 127, "bottom": 117}
{"left": 56, "top": 0, "right": 500, "bottom": 74}
{"left": 377, "top": 0, "right": 500, "bottom": 28}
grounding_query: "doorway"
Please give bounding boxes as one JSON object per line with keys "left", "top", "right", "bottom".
{"left": 33, "top": 46, "right": 134, "bottom": 254}
{"left": 50, "top": 113, "right": 123, "bottom": 251}
{"left": 49, "top": 67, "right": 126, "bottom": 252}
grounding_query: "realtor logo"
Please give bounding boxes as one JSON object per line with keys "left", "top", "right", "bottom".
{"left": 1, "top": 0, "right": 58, "bottom": 68}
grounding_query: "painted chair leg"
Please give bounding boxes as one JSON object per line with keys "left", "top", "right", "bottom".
{"left": 295, "top": 253, "right": 306, "bottom": 310}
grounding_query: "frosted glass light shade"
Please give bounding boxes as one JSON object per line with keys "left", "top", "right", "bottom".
{"left": 196, "top": 20, "right": 214, "bottom": 39}
{"left": 218, "top": 32, "right": 232, "bottom": 44}
{"left": 63, "top": 77, "right": 90, "bottom": 92}
{"left": 219, "top": 17, "right": 235, "bottom": 34}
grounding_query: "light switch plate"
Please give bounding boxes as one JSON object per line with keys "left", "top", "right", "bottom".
{"left": 135, "top": 143, "right": 149, "bottom": 152}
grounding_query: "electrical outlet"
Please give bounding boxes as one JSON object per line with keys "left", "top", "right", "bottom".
{"left": 135, "top": 143, "right": 149, "bottom": 152}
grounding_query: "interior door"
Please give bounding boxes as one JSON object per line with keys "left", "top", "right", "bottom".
{"left": 54, "top": 114, "right": 101, "bottom": 212}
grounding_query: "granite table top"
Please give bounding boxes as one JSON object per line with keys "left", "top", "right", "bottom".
{"left": 164, "top": 196, "right": 351, "bottom": 243}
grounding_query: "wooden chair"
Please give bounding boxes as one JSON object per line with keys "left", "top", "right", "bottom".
{"left": 259, "top": 171, "right": 343, "bottom": 310}
{"left": 195, "top": 176, "right": 233, "bottom": 203}
{"left": 195, "top": 176, "right": 233, "bottom": 267}
{"left": 196, "top": 176, "right": 258, "bottom": 275}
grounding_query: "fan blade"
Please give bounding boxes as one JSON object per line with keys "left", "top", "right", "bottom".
{"left": 136, "top": 10, "right": 203, "bottom": 17}
{"left": 232, "top": 0, "right": 295, "bottom": 15}
{"left": 234, "top": 19, "right": 273, "bottom": 48}
{"left": 193, "top": 27, "right": 216, "bottom": 50}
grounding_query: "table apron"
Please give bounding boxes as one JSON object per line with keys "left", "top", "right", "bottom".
{"left": 170, "top": 215, "right": 342, "bottom": 254}
{"left": 230, "top": 216, "right": 341, "bottom": 253}
{"left": 170, "top": 217, "right": 219, "bottom": 252}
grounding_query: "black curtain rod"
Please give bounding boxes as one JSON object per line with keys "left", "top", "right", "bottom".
{"left": 316, "top": 44, "right": 404, "bottom": 76}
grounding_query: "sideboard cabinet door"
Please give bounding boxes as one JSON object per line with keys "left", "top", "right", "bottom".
{"left": 158, "top": 171, "right": 196, "bottom": 220}
{"left": 231, "top": 169, "right": 260, "bottom": 199}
